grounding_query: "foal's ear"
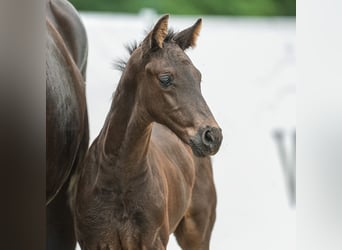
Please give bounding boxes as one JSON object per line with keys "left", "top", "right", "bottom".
{"left": 174, "top": 18, "right": 202, "bottom": 50}
{"left": 146, "top": 14, "right": 169, "bottom": 50}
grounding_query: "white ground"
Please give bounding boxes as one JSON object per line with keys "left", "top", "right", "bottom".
{"left": 77, "top": 12, "right": 296, "bottom": 250}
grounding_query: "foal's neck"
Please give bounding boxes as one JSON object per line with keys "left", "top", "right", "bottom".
{"left": 98, "top": 67, "right": 152, "bottom": 178}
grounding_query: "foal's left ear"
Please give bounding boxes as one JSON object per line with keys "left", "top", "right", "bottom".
{"left": 174, "top": 18, "right": 202, "bottom": 50}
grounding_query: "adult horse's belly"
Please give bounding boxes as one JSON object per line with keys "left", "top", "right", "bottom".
{"left": 46, "top": 23, "right": 86, "bottom": 204}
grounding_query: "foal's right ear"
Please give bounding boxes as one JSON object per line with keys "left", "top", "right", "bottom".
{"left": 143, "top": 14, "right": 169, "bottom": 52}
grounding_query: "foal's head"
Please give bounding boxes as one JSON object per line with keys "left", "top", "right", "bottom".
{"left": 123, "top": 15, "right": 222, "bottom": 157}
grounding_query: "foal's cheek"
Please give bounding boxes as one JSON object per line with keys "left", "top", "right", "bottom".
{"left": 163, "top": 92, "right": 177, "bottom": 109}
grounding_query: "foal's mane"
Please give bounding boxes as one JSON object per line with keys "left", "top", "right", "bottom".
{"left": 114, "top": 29, "right": 177, "bottom": 72}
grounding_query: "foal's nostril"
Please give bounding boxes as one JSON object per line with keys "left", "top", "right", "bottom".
{"left": 202, "top": 128, "right": 216, "bottom": 146}
{"left": 191, "top": 126, "right": 223, "bottom": 157}
{"left": 204, "top": 130, "right": 214, "bottom": 144}
{"left": 201, "top": 127, "right": 223, "bottom": 148}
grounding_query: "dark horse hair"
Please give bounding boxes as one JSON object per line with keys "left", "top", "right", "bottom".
{"left": 46, "top": 1, "right": 89, "bottom": 250}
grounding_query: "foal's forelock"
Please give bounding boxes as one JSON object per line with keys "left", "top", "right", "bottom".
{"left": 114, "top": 29, "right": 181, "bottom": 72}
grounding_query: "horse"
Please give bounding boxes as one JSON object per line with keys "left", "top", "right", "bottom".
{"left": 46, "top": 0, "right": 89, "bottom": 249}
{"left": 72, "top": 15, "right": 223, "bottom": 250}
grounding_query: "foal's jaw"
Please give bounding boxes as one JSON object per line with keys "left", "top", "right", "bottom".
{"left": 168, "top": 123, "right": 222, "bottom": 157}
{"left": 160, "top": 117, "right": 222, "bottom": 157}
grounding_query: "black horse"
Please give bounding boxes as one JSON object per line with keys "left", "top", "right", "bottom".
{"left": 46, "top": 0, "right": 89, "bottom": 249}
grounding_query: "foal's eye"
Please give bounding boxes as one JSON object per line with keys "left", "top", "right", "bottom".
{"left": 159, "top": 74, "right": 172, "bottom": 88}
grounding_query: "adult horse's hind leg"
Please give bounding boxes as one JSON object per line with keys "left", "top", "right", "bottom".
{"left": 174, "top": 157, "right": 217, "bottom": 250}
{"left": 47, "top": 115, "right": 88, "bottom": 250}
{"left": 47, "top": 176, "right": 76, "bottom": 250}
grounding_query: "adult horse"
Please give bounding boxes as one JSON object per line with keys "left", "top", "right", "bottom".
{"left": 46, "top": 0, "right": 89, "bottom": 249}
{"left": 72, "top": 15, "right": 222, "bottom": 249}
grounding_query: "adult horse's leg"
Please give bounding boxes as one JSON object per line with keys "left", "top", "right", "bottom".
{"left": 174, "top": 157, "right": 217, "bottom": 250}
{"left": 47, "top": 153, "right": 88, "bottom": 250}
{"left": 47, "top": 175, "right": 75, "bottom": 250}
{"left": 47, "top": 115, "right": 89, "bottom": 250}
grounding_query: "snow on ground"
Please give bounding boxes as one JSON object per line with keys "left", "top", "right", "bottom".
{"left": 77, "top": 12, "right": 296, "bottom": 250}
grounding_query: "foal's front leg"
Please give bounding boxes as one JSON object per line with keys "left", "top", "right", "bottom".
{"left": 174, "top": 157, "right": 217, "bottom": 250}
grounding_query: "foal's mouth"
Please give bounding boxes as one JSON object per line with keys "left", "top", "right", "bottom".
{"left": 189, "top": 126, "right": 223, "bottom": 157}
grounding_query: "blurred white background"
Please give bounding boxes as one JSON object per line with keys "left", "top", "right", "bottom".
{"left": 77, "top": 12, "right": 296, "bottom": 250}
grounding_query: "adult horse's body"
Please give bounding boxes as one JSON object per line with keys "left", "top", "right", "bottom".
{"left": 73, "top": 15, "right": 222, "bottom": 250}
{"left": 46, "top": 0, "right": 89, "bottom": 249}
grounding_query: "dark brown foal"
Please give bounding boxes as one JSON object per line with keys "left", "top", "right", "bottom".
{"left": 72, "top": 15, "right": 222, "bottom": 250}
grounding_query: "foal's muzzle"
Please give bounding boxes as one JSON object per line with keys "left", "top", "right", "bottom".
{"left": 190, "top": 126, "right": 223, "bottom": 157}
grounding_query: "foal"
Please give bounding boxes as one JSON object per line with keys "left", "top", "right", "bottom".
{"left": 72, "top": 15, "right": 223, "bottom": 250}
